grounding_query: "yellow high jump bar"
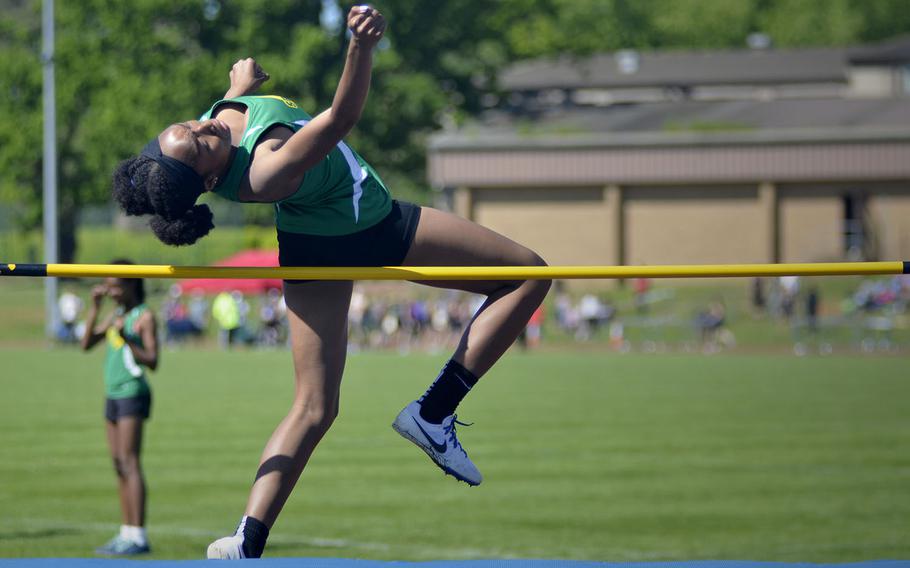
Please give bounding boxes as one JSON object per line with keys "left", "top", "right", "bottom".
{"left": 0, "top": 261, "right": 907, "bottom": 280}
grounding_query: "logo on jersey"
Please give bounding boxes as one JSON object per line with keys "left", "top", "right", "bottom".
{"left": 258, "top": 95, "right": 298, "bottom": 108}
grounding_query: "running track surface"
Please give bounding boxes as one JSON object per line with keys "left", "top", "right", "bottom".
{"left": 0, "top": 560, "right": 908, "bottom": 568}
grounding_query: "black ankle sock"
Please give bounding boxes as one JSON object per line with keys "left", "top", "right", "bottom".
{"left": 418, "top": 359, "right": 479, "bottom": 424}
{"left": 236, "top": 515, "right": 269, "bottom": 558}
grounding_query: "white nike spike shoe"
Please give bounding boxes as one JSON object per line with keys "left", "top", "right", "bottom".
{"left": 392, "top": 400, "right": 483, "bottom": 486}
{"left": 206, "top": 535, "right": 245, "bottom": 559}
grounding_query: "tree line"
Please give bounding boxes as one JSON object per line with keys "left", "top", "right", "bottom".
{"left": 1, "top": 0, "right": 908, "bottom": 261}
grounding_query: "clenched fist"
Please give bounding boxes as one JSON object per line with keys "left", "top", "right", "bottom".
{"left": 229, "top": 57, "right": 270, "bottom": 96}
{"left": 348, "top": 5, "right": 386, "bottom": 48}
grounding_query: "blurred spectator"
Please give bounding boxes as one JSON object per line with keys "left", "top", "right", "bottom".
{"left": 608, "top": 321, "right": 627, "bottom": 352}
{"left": 365, "top": 300, "right": 386, "bottom": 347}
{"left": 779, "top": 275, "right": 800, "bottom": 322}
{"left": 806, "top": 285, "right": 820, "bottom": 335}
{"left": 696, "top": 300, "right": 732, "bottom": 352}
{"left": 348, "top": 286, "right": 368, "bottom": 351}
{"left": 793, "top": 284, "right": 830, "bottom": 356}
{"left": 259, "top": 289, "right": 286, "bottom": 347}
{"left": 188, "top": 290, "right": 209, "bottom": 334}
{"left": 519, "top": 305, "right": 545, "bottom": 350}
{"left": 576, "top": 294, "right": 614, "bottom": 340}
{"left": 380, "top": 304, "right": 401, "bottom": 349}
{"left": 212, "top": 291, "right": 241, "bottom": 349}
{"left": 57, "top": 288, "right": 84, "bottom": 343}
{"left": 633, "top": 277, "right": 651, "bottom": 314}
{"left": 410, "top": 299, "right": 430, "bottom": 343}
{"left": 162, "top": 285, "right": 203, "bottom": 344}
{"left": 848, "top": 277, "right": 906, "bottom": 353}
{"left": 750, "top": 277, "right": 766, "bottom": 316}
{"left": 233, "top": 291, "right": 251, "bottom": 333}
{"left": 429, "top": 299, "right": 450, "bottom": 351}
{"left": 557, "top": 298, "right": 580, "bottom": 336}
{"left": 553, "top": 281, "right": 573, "bottom": 331}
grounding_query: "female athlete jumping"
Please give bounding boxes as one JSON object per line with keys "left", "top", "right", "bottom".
{"left": 111, "top": 5, "right": 549, "bottom": 559}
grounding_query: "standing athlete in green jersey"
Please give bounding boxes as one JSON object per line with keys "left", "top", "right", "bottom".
{"left": 81, "top": 260, "right": 159, "bottom": 556}
{"left": 112, "top": 5, "right": 550, "bottom": 559}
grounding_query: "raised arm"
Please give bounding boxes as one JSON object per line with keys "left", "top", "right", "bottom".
{"left": 224, "top": 57, "right": 270, "bottom": 99}
{"left": 81, "top": 285, "right": 113, "bottom": 351}
{"left": 321, "top": 6, "right": 386, "bottom": 139}
{"left": 246, "top": 5, "right": 386, "bottom": 198}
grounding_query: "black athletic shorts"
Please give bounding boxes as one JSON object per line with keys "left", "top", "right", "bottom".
{"left": 277, "top": 200, "right": 422, "bottom": 276}
{"left": 105, "top": 392, "right": 152, "bottom": 423}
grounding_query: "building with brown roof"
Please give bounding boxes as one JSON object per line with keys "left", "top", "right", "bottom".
{"left": 427, "top": 37, "right": 910, "bottom": 281}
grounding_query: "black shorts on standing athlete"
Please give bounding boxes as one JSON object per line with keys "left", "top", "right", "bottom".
{"left": 104, "top": 392, "right": 152, "bottom": 423}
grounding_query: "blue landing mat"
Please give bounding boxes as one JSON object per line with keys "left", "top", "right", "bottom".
{"left": 0, "top": 560, "right": 908, "bottom": 568}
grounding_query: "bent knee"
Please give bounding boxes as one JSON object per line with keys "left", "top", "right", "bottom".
{"left": 523, "top": 252, "right": 551, "bottom": 295}
{"left": 513, "top": 247, "right": 547, "bottom": 269}
{"left": 498, "top": 249, "right": 548, "bottom": 288}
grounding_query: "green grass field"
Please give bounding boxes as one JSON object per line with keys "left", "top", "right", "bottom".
{"left": 0, "top": 348, "right": 907, "bottom": 561}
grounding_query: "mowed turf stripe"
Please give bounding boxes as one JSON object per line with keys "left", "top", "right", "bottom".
{"left": 1, "top": 518, "right": 518, "bottom": 559}
{"left": 0, "top": 350, "right": 908, "bottom": 560}
{"left": 3, "top": 518, "right": 905, "bottom": 562}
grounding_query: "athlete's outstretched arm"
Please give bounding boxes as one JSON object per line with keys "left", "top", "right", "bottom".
{"left": 320, "top": 6, "right": 386, "bottom": 139}
{"left": 246, "top": 5, "right": 386, "bottom": 198}
{"left": 224, "top": 58, "right": 270, "bottom": 99}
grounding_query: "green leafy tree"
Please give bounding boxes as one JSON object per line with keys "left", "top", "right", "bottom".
{"left": 649, "top": 0, "right": 758, "bottom": 49}
{"left": 1, "top": 0, "right": 908, "bottom": 263}
{"left": 0, "top": 4, "right": 43, "bottom": 233}
{"left": 758, "top": 0, "right": 862, "bottom": 47}
{"left": 858, "top": 0, "right": 910, "bottom": 42}
{"left": 491, "top": 0, "right": 651, "bottom": 57}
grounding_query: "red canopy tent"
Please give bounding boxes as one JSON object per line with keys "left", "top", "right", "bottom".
{"left": 179, "top": 249, "right": 282, "bottom": 295}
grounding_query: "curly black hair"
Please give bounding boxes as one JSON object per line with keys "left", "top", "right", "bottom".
{"left": 112, "top": 156, "right": 214, "bottom": 246}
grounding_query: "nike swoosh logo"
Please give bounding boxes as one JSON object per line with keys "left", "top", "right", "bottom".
{"left": 412, "top": 417, "right": 447, "bottom": 453}
{"left": 242, "top": 125, "right": 264, "bottom": 142}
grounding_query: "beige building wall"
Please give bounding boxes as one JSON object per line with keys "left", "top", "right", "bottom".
{"left": 471, "top": 187, "right": 616, "bottom": 266}
{"left": 463, "top": 181, "right": 906, "bottom": 272}
{"left": 868, "top": 185, "right": 910, "bottom": 259}
{"left": 623, "top": 185, "right": 768, "bottom": 265}
{"left": 778, "top": 185, "right": 844, "bottom": 262}
{"left": 847, "top": 67, "right": 899, "bottom": 98}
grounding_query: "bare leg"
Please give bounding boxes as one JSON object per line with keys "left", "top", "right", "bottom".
{"left": 404, "top": 207, "right": 551, "bottom": 376}
{"left": 243, "top": 280, "right": 353, "bottom": 528}
{"left": 105, "top": 420, "right": 131, "bottom": 526}
{"left": 115, "top": 416, "right": 146, "bottom": 527}
{"left": 222, "top": 208, "right": 545, "bottom": 539}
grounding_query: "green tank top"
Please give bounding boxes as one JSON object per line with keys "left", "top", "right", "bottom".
{"left": 104, "top": 304, "right": 151, "bottom": 399}
{"left": 201, "top": 95, "right": 393, "bottom": 236}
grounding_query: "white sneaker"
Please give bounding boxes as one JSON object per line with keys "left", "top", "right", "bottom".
{"left": 206, "top": 535, "right": 245, "bottom": 559}
{"left": 392, "top": 401, "right": 482, "bottom": 486}
{"left": 95, "top": 534, "right": 150, "bottom": 556}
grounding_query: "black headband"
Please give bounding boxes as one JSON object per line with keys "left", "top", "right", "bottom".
{"left": 139, "top": 138, "right": 205, "bottom": 206}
